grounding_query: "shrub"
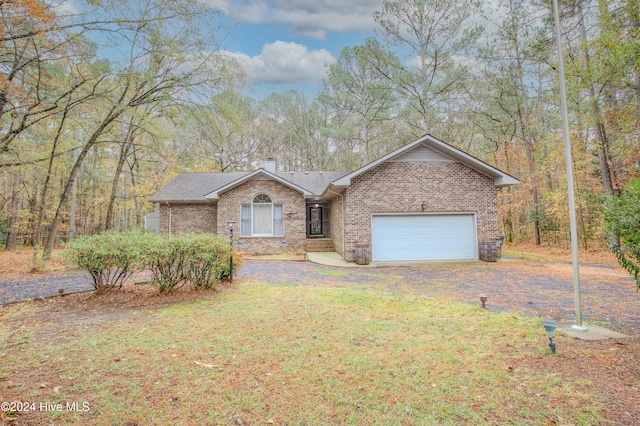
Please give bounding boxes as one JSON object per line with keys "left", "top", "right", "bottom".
{"left": 64, "top": 231, "right": 154, "bottom": 292}
{"left": 182, "top": 233, "right": 241, "bottom": 290}
{"left": 604, "top": 179, "right": 640, "bottom": 288}
{"left": 145, "top": 233, "right": 241, "bottom": 292}
{"left": 65, "top": 231, "right": 242, "bottom": 293}
{"left": 144, "top": 234, "right": 190, "bottom": 292}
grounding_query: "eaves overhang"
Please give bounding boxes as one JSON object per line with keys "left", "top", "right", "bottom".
{"left": 330, "top": 134, "right": 520, "bottom": 189}
{"left": 203, "top": 169, "right": 314, "bottom": 199}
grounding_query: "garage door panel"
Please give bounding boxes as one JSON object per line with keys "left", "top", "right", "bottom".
{"left": 371, "top": 214, "right": 476, "bottom": 262}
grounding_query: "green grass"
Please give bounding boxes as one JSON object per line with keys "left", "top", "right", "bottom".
{"left": 314, "top": 269, "right": 350, "bottom": 276}
{"left": 501, "top": 249, "right": 566, "bottom": 263}
{"left": 0, "top": 283, "right": 603, "bottom": 425}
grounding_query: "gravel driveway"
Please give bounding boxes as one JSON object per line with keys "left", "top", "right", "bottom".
{"left": 238, "top": 259, "right": 640, "bottom": 326}
{"left": 1, "top": 258, "right": 638, "bottom": 326}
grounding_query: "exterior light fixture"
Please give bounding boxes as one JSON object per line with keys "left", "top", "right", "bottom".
{"left": 227, "top": 219, "right": 236, "bottom": 282}
{"left": 479, "top": 294, "right": 487, "bottom": 308}
{"left": 542, "top": 319, "right": 557, "bottom": 354}
{"left": 421, "top": 202, "right": 426, "bottom": 211}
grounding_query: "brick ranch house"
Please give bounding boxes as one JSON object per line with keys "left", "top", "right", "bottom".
{"left": 149, "top": 134, "right": 520, "bottom": 264}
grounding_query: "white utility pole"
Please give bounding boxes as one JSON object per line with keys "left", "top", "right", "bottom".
{"left": 552, "top": 0, "right": 587, "bottom": 330}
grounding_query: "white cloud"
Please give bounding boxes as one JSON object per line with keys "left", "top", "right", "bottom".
{"left": 201, "top": 0, "right": 382, "bottom": 39}
{"left": 406, "top": 55, "right": 422, "bottom": 70}
{"left": 54, "top": 0, "right": 84, "bottom": 15}
{"left": 220, "top": 41, "right": 336, "bottom": 84}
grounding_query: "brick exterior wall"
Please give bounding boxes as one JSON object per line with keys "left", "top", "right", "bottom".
{"left": 342, "top": 162, "right": 499, "bottom": 262}
{"left": 216, "top": 179, "right": 306, "bottom": 254}
{"left": 329, "top": 195, "right": 344, "bottom": 257}
{"left": 159, "top": 203, "right": 217, "bottom": 234}
{"left": 156, "top": 161, "right": 500, "bottom": 260}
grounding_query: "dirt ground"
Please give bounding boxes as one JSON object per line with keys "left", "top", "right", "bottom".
{"left": 0, "top": 248, "right": 69, "bottom": 277}
{"left": 502, "top": 241, "right": 620, "bottom": 265}
{"left": 523, "top": 325, "right": 640, "bottom": 425}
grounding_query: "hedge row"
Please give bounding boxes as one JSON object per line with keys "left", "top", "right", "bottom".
{"left": 63, "top": 231, "right": 241, "bottom": 292}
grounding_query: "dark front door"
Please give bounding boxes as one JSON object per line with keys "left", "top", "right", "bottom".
{"left": 309, "top": 207, "right": 323, "bottom": 236}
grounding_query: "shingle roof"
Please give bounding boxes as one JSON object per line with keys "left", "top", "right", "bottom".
{"left": 149, "top": 172, "right": 248, "bottom": 203}
{"left": 275, "top": 171, "right": 350, "bottom": 195}
{"left": 149, "top": 170, "right": 350, "bottom": 203}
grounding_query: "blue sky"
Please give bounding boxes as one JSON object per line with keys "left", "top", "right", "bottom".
{"left": 59, "top": 0, "right": 384, "bottom": 99}
{"left": 208, "top": 0, "right": 385, "bottom": 98}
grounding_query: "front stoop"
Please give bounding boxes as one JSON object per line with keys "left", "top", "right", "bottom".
{"left": 305, "top": 238, "right": 334, "bottom": 252}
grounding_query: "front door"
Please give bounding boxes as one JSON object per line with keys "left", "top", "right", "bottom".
{"left": 309, "top": 207, "right": 323, "bottom": 236}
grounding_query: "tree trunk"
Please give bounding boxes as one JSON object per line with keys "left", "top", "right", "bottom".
{"left": 578, "top": 2, "right": 616, "bottom": 197}
{"left": 129, "top": 151, "right": 143, "bottom": 228}
{"left": 577, "top": 0, "right": 620, "bottom": 248}
{"left": 510, "top": 0, "right": 541, "bottom": 245}
{"left": 43, "top": 105, "right": 124, "bottom": 259}
{"left": 5, "top": 171, "right": 20, "bottom": 250}
{"left": 104, "top": 143, "right": 129, "bottom": 231}
{"left": 33, "top": 107, "right": 69, "bottom": 245}
{"left": 105, "top": 119, "right": 137, "bottom": 231}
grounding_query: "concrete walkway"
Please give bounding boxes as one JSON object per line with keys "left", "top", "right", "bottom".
{"left": 306, "top": 252, "right": 367, "bottom": 268}
{"left": 307, "top": 251, "right": 485, "bottom": 268}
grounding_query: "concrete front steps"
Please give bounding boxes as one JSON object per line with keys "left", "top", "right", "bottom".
{"left": 305, "top": 238, "right": 334, "bottom": 252}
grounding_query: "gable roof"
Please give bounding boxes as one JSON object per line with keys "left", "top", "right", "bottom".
{"left": 149, "top": 170, "right": 349, "bottom": 203}
{"left": 328, "top": 134, "right": 520, "bottom": 190}
{"left": 204, "top": 169, "right": 316, "bottom": 199}
{"left": 150, "top": 134, "right": 519, "bottom": 204}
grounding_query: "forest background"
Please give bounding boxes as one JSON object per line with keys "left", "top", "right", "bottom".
{"left": 0, "top": 0, "right": 638, "bottom": 261}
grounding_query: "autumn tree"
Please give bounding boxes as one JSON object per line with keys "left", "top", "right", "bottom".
{"left": 40, "top": 0, "right": 236, "bottom": 259}
{"left": 371, "top": 0, "right": 482, "bottom": 134}
{"left": 319, "top": 44, "right": 398, "bottom": 165}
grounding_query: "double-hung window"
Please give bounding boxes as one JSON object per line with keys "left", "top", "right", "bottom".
{"left": 240, "top": 194, "right": 284, "bottom": 236}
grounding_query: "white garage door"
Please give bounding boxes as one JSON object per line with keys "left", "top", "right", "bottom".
{"left": 371, "top": 214, "right": 477, "bottom": 262}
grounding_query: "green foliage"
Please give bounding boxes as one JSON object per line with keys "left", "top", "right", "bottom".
{"left": 65, "top": 231, "right": 240, "bottom": 293}
{"left": 604, "top": 180, "right": 640, "bottom": 288}
{"left": 145, "top": 233, "right": 240, "bottom": 292}
{"left": 0, "top": 219, "right": 7, "bottom": 246}
{"left": 144, "top": 233, "right": 189, "bottom": 292}
{"left": 182, "top": 233, "right": 238, "bottom": 289}
{"left": 64, "top": 231, "right": 153, "bottom": 292}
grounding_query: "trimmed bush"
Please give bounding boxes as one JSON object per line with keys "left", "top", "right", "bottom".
{"left": 145, "top": 233, "right": 241, "bottom": 292}
{"left": 65, "top": 231, "right": 241, "bottom": 293}
{"left": 144, "top": 234, "right": 190, "bottom": 292}
{"left": 182, "top": 233, "right": 240, "bottom": 290}
{"left": 64, "top": 231, "right": 154, "bottom": 292}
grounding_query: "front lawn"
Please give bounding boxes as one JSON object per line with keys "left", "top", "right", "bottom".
{"left": 0, "top": 281, "right": 607, "bottom": 425}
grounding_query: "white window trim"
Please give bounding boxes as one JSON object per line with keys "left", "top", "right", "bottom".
{"left": 240, "top": 196, "right": 284, "bottom": 237}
